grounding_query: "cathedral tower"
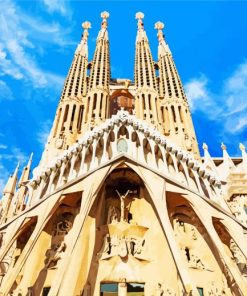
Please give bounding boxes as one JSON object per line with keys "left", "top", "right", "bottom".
{"left": 39, "top": 21, "right": 91, "bottom": 169}
{"left": 155, "top": 21, "right": 200, "bottom": 158}
{"left": 82, "top": 11, "right": 111, "bottom": 130}
{"left": 134, "top": 12, "right": 163, "bottom": 131}
{"left": 1, "top": 12, "right": 247, "bottom": 296}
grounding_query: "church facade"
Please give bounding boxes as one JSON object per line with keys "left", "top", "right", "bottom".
{"left": 0, "top": 11, "right": 247, "bottom": 296}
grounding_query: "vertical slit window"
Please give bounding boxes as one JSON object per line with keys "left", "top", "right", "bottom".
{"left": 70, "top": 104, "right": 76, "bottom": 131}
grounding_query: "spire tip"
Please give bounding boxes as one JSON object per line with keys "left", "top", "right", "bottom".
{"left": 155, "top": 21, "right": 164, "bottom": 30}
{"left": 202, "top": 143, "right": 208, "bottom": 150}
{"left": 100, "top": 11, "right": 109, "bottom": 20}
{"left": 82, "top": 21, "right": 91, "bottom": 30}
{"left": 240, "top": 143, "right": 246, "bottom": 151}
{"left": 135, "top": 12, "right": 144, "bottom": 20}
{"left": 221, "top": 142, "right": 227, "bottom": 150}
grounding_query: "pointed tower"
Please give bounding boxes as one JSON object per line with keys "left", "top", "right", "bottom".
{"left": 39, "top": 21, "right": 91, "bottom": 169}
{"left": 134, "top": 12, "right": 163, "bottom": 130}
{"left": 155, "top": 21, "right": 200, "bottom": 158}
{"left": 12, "top": 153, "right": 33, "bottom": 216}
{"left": 82, "top": 11, "right": 111, "bottom": 131}
{"left": 0, "top": 163, "right": 19, "bottom": 223}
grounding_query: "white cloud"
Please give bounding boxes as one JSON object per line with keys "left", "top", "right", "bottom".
{"left": 232, "top": 118, "right": 247, "bottom": 132}
{"left": 42, "top": 0, "right": 71, "bottom": 18}
{"left": 0, "top": 80, "right": 13, "bottom": 100}
{"left": 0, "top": 145, "right": 7, "bottom": 150}
{"left": 185, "top": 60, "right": 247, "bottom": 135}
{"left": 0, "top": 0, "right": 74, "bottom": 91}
{"left": 184, "top": 75, "right": 209, "bottom": 110}
{"left": 37, "top": 120, "right": 53, "bottom": 147}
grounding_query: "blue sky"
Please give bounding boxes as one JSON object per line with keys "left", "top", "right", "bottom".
{"left": 0, "top": 0, "right": 247, "bottom": 191}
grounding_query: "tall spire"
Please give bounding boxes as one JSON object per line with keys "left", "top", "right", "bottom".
{"left": 12, "top": 153, "right": 33, "bottom": 215}
{"left": 38, "top": 22, "right": 91, "bottom": 169}
{"left": 155, "top": 22, "right": 200, "bottom": 158}
{"left": 134, "top": 12, "right": 162, "bottom": 130}
{"left": 82, "top": 11, "right": 111, "bottom": 130}
{"left": 0, "top": 163, "right": 19, "bottom": 223}
{"left": 61, "top": 21, "right": 91, "bottom": 100}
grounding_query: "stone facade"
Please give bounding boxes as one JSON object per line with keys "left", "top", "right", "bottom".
{"left": 0, "top": 11, "right": 247, "bottom": 296}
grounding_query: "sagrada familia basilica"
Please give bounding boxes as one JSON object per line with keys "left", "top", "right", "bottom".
{"left": 1, "top": 11, "right": 247, "bottom": 296}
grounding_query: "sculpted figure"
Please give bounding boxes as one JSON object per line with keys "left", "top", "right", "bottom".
{"left": 116, "top": 190, "right": 131, "bottom": 222}
{"left": 230, "top": 239, "right": 247, "bottom": 274}
{"left": 54, "top": 219, "right": 73, "bottom": 236}
{"left": 156, "top": 283, "right": 164, "bottom": 296}
{"left": 107, "top": 205, "right": 119, "bottom": 224}
{"left": 97, "top": 234, "right": 111, "bottom": 259}
{"left": 45, "top": 241, "right": 66, "bottom": 269}
{"left": 189, "top": 254, "right": 205, "bottom": 270}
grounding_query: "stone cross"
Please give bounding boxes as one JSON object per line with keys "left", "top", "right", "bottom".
{"left": 116, "top": 190, "right": 131, "bottom": 222}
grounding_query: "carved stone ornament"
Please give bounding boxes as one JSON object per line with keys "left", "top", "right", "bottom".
{"left": 44, "top": 241, "right": 66, "bottom": 269}
{"left": 97, "top": 233, "right": 147, "bottom": 261}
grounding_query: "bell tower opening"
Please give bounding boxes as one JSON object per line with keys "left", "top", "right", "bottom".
{"left": 110, "top": 89, "right": 134, "bottom": 116}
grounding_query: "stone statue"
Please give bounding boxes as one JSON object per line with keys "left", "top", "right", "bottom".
{"left": 116, "top": 190, "right": 131, "bottom": 222}
{"left": 230, "top": 239, "right": 247, "bottom": 274}
{"left": 189, "top": 254, "right": 205, "bottom": 270}
{"left": 107, "top": 205, "right": 119, "bottom": 224}
{"left": 156, "top": 282, "right": 164, "bottom": 296}
{"left": 98, "top": 234, "right": 146, "bottom": 260}
{"left": 45, "top": 241, "right": 66, "bottom": 269}
{"left": 97, "top": 234, "right": 111, "bottom": 259}
{"left": 54, "top": 219, "right": 73, "bottom": 237}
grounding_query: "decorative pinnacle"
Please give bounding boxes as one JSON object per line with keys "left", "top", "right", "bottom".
{"left": 155, "top": 21, "right": 165, "bottom": 42}
{"left": 202, "top": 143, "right": 208, "bottom": 151}
{"left": 239, "top": 143, "right": 246, "bottom": 151}
{"left": 100, "top": 11, "right": 109, "bottom": 29}
{"left": 135, "top": 12, "right": 144, "bottom": 30}
{"left": 82, "top": 21, "right": 91, "bottom": 40}
{"left": 221, "top": 142, "right": 227, "bottom": 150}
{"left": 135, "top": 12, "right": 144, "bottom": 20}
{"left": 82, "top": 21, "right": 91, "bottom": 30}
{"left": 155, "top": 21, "right": 164, "bottom": 30}
{"left": 101, "top": 11, "right": 109, "bottom": 21}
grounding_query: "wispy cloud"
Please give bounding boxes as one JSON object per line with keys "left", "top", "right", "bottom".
{"left": 0, "top": 80, "right": 13, "bottom": 100}
{"left": 41, "top": 0, "right": 72, "bottom": 18}
{"left": 37, "top": 120, "right": 53, "bottom": 147}
{"left": 0, "top": 0, "right": 74, "bottom": 91}
{"left": 185, "top": 60, "right": 247, "bottom": 136}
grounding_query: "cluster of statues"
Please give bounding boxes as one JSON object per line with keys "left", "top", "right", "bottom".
{"left": 98, "top": 233, "right": 146, "bottom": 260}
{"left": 230, "top": 239, "right": 247, "bottom": 275}
{"left": 44, "top": 214, "right": 73, "bottom": 269}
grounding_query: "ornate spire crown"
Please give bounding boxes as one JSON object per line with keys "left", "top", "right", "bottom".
{"left": 101, "top": 11, "right": 109, "bottom": 28}
{"left": 82, "top": 21, "right": 91, "bottom": 41}
{"left": 155, "top": 21, "right": 165, "bottom": 42}
{"left": 135, "top": 12, "right": 145, "bottom": 30}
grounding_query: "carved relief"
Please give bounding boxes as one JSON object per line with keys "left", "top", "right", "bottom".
{"left": 98, "top": 234, "right": 146, "bottom": 260}
{"left": 156, "top": 283, "right": 176, "bottom": 296}
{"left": 188, "top": 253, "right": 205, "bottom": 270}
{"left": 98, "top": 186, "right": 149, "bottom": 261}
{"left": 44, "top": 241, "right": 66, "bottom": 269}
{"left": 230, "top": 239, "right": 247, "bottom": 275}
{"left": 208, "top": 281, "right": 226, "bottom": 296}
{"left": 44, "top": 212, "right": 74, "bottom": 270}
{"left": 228, "top": 195, "right": 247, "bottom": 226}
{"left": 0, "top": 243, "right": 16, "bottom": 276}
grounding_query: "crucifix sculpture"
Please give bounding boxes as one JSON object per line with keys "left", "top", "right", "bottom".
{"left": 115, "top": 190, "right": 131, "bottom": 222}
